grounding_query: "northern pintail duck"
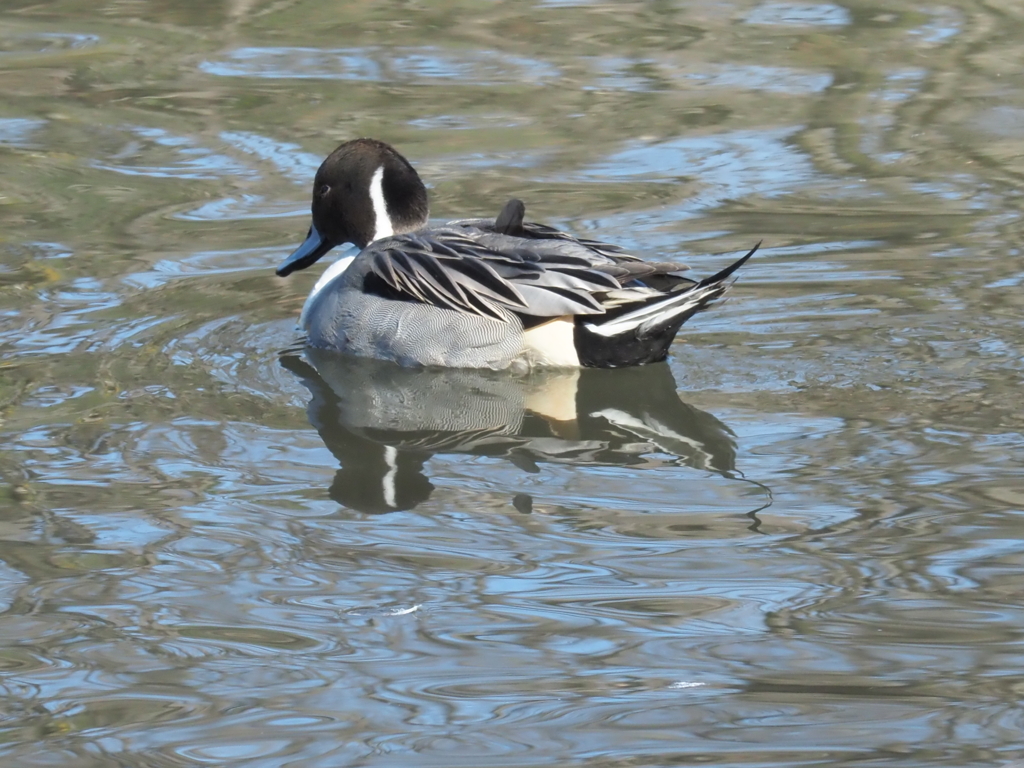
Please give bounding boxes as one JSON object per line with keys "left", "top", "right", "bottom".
{"left": 277, "top": 138, "right": 757, "bottom": 370}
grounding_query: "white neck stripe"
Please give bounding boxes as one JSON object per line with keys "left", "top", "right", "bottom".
{"left": 299, "top": 254, "right": 354, "bottom": 329}
{"left": 369, "top": 165, "right": 394, "bottom": 243}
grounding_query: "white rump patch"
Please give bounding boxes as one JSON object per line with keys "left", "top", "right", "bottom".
{"left": 369, "top": 165, "right": 394, "bottom": 242}
{"left": 299, "top": 255, "right": 354, "bottom": 328}
{"left": 522, "top": 316, "right": 580, "bottom": 368}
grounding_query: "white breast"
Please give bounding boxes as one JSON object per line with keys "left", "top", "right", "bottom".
{"left": 299, "top": 255, "right": 354, "bottom": 328}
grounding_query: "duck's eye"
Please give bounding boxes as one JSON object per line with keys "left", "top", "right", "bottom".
{"left": 319, "top": 184, "right": 331, "bottom": 197}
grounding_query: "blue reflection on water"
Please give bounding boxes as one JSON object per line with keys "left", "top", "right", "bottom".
{"left": 91, "top": 126, "right": 257, "bottom": 180}
{"left": 581, "top": 127, "right": 818, "bottom": 212}
{"left": 0, "top": 117, "right": 46, "bottom": 148}
{"left": 0, "top": 32, "right": 100, "bottom": 55}
{"left": 910, "top": 7, "right": 963, "bottom": 43}
{"left": 682, "top": 64, "right": 832, "bottom": 94}
{"left": 175, "top": 196, "right": 306, "bottom": 222}
{"left": 409, "top": 114, "right": 530, "bottom": 130}
{"left": 745, "top": 2, "right": 851, "bottom": 27}
{"left": 592, "top": 60, "right": 831, "bottom": 94}
{"left": 201, "top": 46, "right": 559, "bottom": 84}
{"left": 220, "top": 131, "right": 323, "bottom": 185}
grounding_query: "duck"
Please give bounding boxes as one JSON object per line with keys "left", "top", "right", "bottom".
{"left": 276, "top": 137, "right": 757, "bottom": 370}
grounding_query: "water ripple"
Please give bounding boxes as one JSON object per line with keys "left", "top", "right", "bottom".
{"left": 746, "top": 3, "right": 851, "bottom": 27}
{"left": 0, "top": 118, "right": 47, "bottom": 149}
{"left": 90, "top": 127, "right": 258, "bottom": 181}
{"left": 201, "top": 46, "right": 559, "bottom": 85}
{"left": 3, "top": 2, "right": 1024, "bottom": 765}
{"left": 218, "top": 131, "right": 323, "bottom": 185}
{"left": 581, "top": 128, "right": 826, "bottom": 214}
{"left": 0, "top": 32, "right": 100, "bottom": 55}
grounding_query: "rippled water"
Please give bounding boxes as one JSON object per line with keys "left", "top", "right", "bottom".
{"left": 2, "top": 1, "right": 1024, "bottom": 766}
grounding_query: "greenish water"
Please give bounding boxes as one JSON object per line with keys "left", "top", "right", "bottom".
{"left": 2, "top": 1, "right": 1024, "bottom": 766}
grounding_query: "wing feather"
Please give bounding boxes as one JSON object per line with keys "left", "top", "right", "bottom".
{"left": 515, "top": 283, "right": 604, "bottom": 316}
{"left": 363, "top": 206, "right": 698, "bottom": 323}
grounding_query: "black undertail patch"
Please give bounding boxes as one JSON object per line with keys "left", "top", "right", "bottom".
{"left": 574, "top": 242, "right": 760, "bottom": 368}
{"left": 574, "top": 321, "right": 679, "bottom": 368}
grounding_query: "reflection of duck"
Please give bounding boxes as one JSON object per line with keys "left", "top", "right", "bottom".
{"left": 282, "top": 350, "right": 740, "bottom": 514}
{"left": 276, "top": 138, "right": 757, "bottom": 370}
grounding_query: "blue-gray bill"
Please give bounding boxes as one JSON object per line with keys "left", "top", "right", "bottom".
{"left": 277, "top": 223, "right": 334, "bottom": 277}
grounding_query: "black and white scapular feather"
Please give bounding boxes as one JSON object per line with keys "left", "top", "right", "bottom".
{"left": 276, "top": 138, "right": 757, "bottom": 370}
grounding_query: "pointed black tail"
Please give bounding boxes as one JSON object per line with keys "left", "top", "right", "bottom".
{"left": 697, "top": 241, "right": 760, "bottom": 288}
{"left": 574, "top": 242, "right": 759, "bottom": 367}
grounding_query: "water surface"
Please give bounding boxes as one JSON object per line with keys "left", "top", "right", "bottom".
{"left": 2, "top": 1, "right": 1024, "bottom": 766}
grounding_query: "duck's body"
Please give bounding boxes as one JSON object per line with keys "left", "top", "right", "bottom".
{"left": 278, "top": 138, "right": 756, "bottom": 370}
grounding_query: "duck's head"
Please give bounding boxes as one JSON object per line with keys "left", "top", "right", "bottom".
{"left": 276, "top": 138, "right": 429, "bottom": 277}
